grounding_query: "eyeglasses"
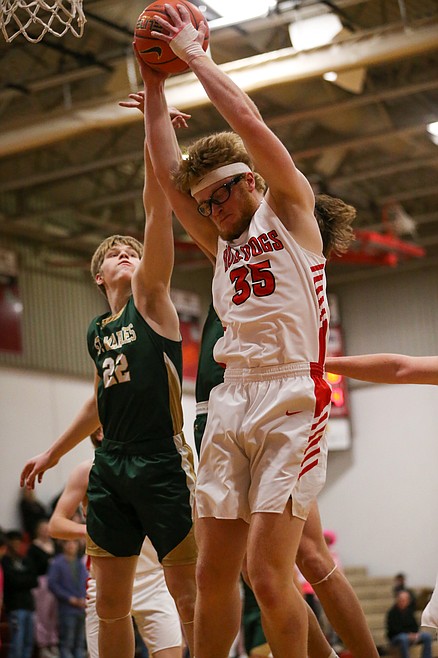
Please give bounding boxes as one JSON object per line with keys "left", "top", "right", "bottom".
{"left": 197, "top": 174, "right": 246, "bottom": 217}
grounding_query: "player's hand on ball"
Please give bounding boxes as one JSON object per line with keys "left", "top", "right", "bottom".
{"left": 150, "top": 3, "right": 187, "bottom": 42}
{"left": 133, "top": 42, "right": 169, "bottom": 83}
{"left": 152, "top": 3, "right": 208, "bottom": 64}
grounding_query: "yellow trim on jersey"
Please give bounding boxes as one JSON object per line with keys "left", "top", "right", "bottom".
{"left": 163, "top": 352, "right": 183, "bottom": 435}
{"left": 101, "top": 304, "right": 127, "bottom": 328}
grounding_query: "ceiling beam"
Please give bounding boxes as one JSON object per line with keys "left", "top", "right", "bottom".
{"left": 329, "top": 155, "right": 438, "bottom": 187}
{"left": 269, "top": 78, "right": 438, "bottom": 127}
{"left": 0, "top": 119, "right": 433, "bottom": 198}
{"left": 377, "top": 185, "right": 438, "bottom": 204}
{"left": 1, "top": 22, "right": 437, "bottom": 158}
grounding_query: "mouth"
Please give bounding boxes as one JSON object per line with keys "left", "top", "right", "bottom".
{"left": 218, "top": 213, "right": 231, "bottom": 225}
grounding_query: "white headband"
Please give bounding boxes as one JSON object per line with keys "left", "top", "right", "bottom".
{"left": 190, "top": 163, "right": 252, "bottom": 196}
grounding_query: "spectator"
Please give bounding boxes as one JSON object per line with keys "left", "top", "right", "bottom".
{"left": 386, "top": 590, "right": 433, "bottom": 658}
{"left": 27, "top": 519, "right": 59, "bottom": 658}
{"left": 394, "top": 573, "right": 417, "bottom": 611}
{"left": 2, "top": 529, "right": 38, "bottom": 658}
{"left": 48, "top": 540, "right": 87, "bottom": 658}
{"left": 19, "top": 488, "right": 48, "bottom": 541}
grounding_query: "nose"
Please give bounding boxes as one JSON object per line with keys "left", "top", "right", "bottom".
{"left": 211, "top": 202, "right": 223, "bottom": 218}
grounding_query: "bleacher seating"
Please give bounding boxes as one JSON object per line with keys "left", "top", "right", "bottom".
{"left": 344, "top": 566, "right": 438, "bottom": 657}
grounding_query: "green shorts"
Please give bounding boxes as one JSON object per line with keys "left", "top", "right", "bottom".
{"left": 86, "top": 437, "right": 195, "bottom": 562}
{"left": 242, "top": 581, "right": 268, "bottom": 655}
{"left": 193, "top": 412, "right": 208, "bottom": 458}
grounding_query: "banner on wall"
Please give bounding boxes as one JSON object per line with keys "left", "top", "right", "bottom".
{"left": 0, "top": 248, "right": 23, "bottom": 354}
{"left": 325, "top": 293, "right": 351, "bottom": 450}
{"left": 171, "top": 289, "right": 201, "bottom": 383}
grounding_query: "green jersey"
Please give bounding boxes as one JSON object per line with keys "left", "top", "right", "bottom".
{"left": 87, "top": 296, "right": 183, "bottom": 450}
{"left": 195, "top": 303, "right": 225, "bottom": 403}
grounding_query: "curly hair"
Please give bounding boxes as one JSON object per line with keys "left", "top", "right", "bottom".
{"left": 90, "top": 235, "right": 143, "bottom": 298}
{"left": 315, "top": 194, "right": 356, "bottom": 259}
{"left": 174, "top": 131, "right": 266, "bottom": 195}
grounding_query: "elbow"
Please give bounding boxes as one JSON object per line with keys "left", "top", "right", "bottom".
{"left": 48, "top": 517, "right": 61, "bottom": 540}
{"left": 393, "top": 356, "right": 412, "bottom": 383}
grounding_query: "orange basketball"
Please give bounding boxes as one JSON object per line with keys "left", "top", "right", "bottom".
{"left": 134, "top": 0, "right": 209, "bottom": 74}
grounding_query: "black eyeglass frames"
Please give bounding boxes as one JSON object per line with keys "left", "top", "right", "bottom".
{"left": 197, "top": 174, "right": 246, "bottom": 217}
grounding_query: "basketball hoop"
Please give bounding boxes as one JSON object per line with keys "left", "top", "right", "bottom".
{"left": 332, "top": 229, "right": 426, "bottom": 267}
{"left": 0, "top": 0, "right": 86, "bottom": 43}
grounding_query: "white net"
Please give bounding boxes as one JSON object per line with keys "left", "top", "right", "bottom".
{"left": 0, "top": 0, "right": 86, "bottom": 43}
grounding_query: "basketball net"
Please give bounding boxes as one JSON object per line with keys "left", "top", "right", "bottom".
{"left": 0, "top": 0, "right": 86, "bottom": 43}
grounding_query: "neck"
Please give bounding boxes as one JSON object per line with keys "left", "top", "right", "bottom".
{"left": 106, "top": 286, "right": 131, "bottom": 315}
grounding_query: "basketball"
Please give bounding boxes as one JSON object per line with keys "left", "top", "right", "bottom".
{"left": 134, "top": 0, "right": 209, "bottom": 74}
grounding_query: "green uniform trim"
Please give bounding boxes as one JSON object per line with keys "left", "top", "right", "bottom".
{"left": 194, "top": 304, "right": 225, "bottom": 456}
{"left": 195, "top": 303, "right": 225, "bottom": 405}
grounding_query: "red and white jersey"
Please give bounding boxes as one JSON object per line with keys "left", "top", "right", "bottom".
{"left": 212, "top": 198, "right": 329, "bottom": 369}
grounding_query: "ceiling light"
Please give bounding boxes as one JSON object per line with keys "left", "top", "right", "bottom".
{"left": 289, "top": 13, "right": 343, "bottom": 51}
{"left": 204, "top": 0, "right": 276, "bottom": 29}
{"left": 323, "top": 71, "right": 338, "bottom": 82}
{"left": 426, "top": 121, "right": 438, "bottom": 136}
{"left": 323, "top": 67, "right": 366, "bottom": 94}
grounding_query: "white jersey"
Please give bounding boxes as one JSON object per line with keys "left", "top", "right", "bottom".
{"left": 212, "top": 198, "right": 329, "bottom": 369}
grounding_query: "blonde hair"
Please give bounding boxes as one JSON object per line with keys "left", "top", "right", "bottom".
{"left": 174, "top": 131, "right": 266, "bottom": 195}
{"left": 315, "top": 194, "right": 356, "bottom": 259}
{"left": 90, "top": 235, "right": 143, "bottom": 298}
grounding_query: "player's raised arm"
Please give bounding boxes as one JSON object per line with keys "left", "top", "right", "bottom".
{"left": 134, "top": 45, "right": 219, "bottom": 258}
{"left": 325, "top": 354, "right": 438, "bottom": 385}
{"left": 151, "top": 4, "right": 319, "bottom": 251}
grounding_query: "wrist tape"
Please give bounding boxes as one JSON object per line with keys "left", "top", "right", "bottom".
{"left": 170, "top": 23, "right": 205, "bottom": 64}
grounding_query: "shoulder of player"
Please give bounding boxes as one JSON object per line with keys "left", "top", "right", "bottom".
{"left": 263, "top": 192, "right": 321, "bottom": 251}
{"left": 131, "top": 289, "right": 181, "bottom": 342}
{"left": 68, "top": 459, "right": 93, "bottom": 488}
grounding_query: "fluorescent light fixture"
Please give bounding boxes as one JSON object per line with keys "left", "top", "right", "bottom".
{"left": 323, "top": 71, "right": 338, "bottom": 82}
{"left": 289, "top": 13, "right": 343, "bottom": 51}
{"left": 427, "top": 121, "right": 438, "bottom": 136}
{"left": 204, "top": 0, "right": 276, "bottom": 29}
{"left": 323, "top": 67, "right": 366, "bottom": 94}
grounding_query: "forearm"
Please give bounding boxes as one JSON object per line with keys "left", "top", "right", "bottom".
{"left": 48, "top": 397, "right": 99, "bottom": 461}
{"left": 190, "top": 55, "right": 262, "bottom": 132}
{"left": 48, "top": 514, "right": 86, "bottom": 541}
{"left": 326, "top": 353, "right": 438, "bottom": 385}
{"left": 21, "top": 395, "right": 99, "bottom": 488}
{"left": 143, "top": 103, "right": 172, "bottom": 215}
{"left": 325, "top": 354, "right": 408, "bottom": 383}
{"left": 145, "top": 80, "right": 181, "bottom": 190}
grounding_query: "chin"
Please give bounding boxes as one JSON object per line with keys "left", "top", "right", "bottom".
{"left": 221, "top": 216, "right": 251, "bottom": 242}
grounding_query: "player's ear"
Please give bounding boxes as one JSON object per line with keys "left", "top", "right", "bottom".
{"left": 246, "top": 172, "right": 256, "bottom": 191}
{"left": 95, "top": 271, "right": 104, "bottom": 286}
